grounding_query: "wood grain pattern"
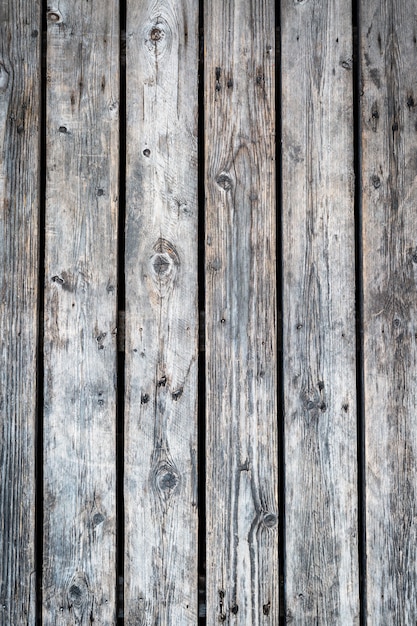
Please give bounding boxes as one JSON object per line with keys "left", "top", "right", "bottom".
{"left": 281, "top": 1, "right": 359, "bottom": 622}
{"left": 205, "top": 1, "right": 278, "bottom": 623}
{"left": 0, "top": 1, "right": 40, "bottom": 623}
{"left": 124, "top": 1, "right": 199, "bottom": 623}
{"left": 42, "top": 1, "right": 119, "bottom": 623}
{"left": 361, "top": 1, "right": 417, "bottom": 622}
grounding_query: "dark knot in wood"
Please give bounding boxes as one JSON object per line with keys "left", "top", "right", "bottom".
{"left": 47, "top": 10, "right": 62, "bottom": 23}
{"left": 263, "top": 512, "right": 278, "bottom": 528}
{"left": 67, "top": 572, "right": 89, "bottom": 615}
{"left": 216, "top": 173, "right": 233, "bottom": 191}
{"left": 150, "top": 28, "right": 163, "bottom": 41}
{"left": 150, "top": 449, "right": 181, "bottom": 507}
{"left": 152, "top": 254, "right": 171, "bottom": 275}
{"left": 150, "top": 238, "right": 180, "bottom": 294}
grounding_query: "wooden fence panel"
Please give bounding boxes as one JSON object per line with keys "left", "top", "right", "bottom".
{"left": 42, "top": 1, "right": 119, "bottom": 623}
{"left": 124, "top": 1, "right": 199, "bottom": 623}
{"left": 361, "top": 1, "right": 417, "bottom": 622}
{"left": 0, "top": 1, "right": 40, "bottom": 622}
{"left": 205, "top": 1, "right": 278, "bottom": 623}
{"left": 281, "top": 1, "right": 359, "bottom": 622}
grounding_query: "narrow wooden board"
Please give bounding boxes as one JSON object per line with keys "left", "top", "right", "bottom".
{"left": 0, "top": 1, "right": 40, "bottom": 622}
{"left": 361, "top": 1, "right": 417, "bottom": 621}
{"left": 205, "top": 1, "right": 278, "bottom": 623}
{"left": 42, "top": 2, "right": 119, "bottom": 623}
{"left": 281, "top": 1, "right": 359, "bottom": 622}
{"left": 124, "top": 1, "right": 199, "bottom": 623}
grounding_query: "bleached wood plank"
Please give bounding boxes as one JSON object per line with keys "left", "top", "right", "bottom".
{"left": 281, "top": 0, "right": 359, "bottom": 622}
{"left": 42, "top": 2, "right": 119, "bottom": 623}
{"left": 124, "top": 1, "right": 199, "bottom": 623}
{"left": 0, "top": 1, "right": 40, "bottom": 622}
{"left": 205, "top": 1, "right": 278, "bottom": 623}
{"left": 361, "top": 1, "right": 417, "bottom": 622}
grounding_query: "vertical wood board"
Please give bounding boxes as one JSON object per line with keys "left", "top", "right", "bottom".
{"left": 43, "top": 1, "right": 119, "bottom": 623}
{"left": 0, "top": 1, "right": 40, "bottom": 623}
{"left": 205, "top": 1, "right": 278, "bottom": 623}
{"left": 361, "top": 0, "right": 417, "bottom": 621}
{"left": 281, "top": 0, "right": 359, "bottom": 622}
{"left": 124, "top": 0, "right": 199, "bottom": 623}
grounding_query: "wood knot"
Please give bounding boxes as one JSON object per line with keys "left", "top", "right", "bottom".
{"left": 371, "top": 174, "right": 381, "bottom": 189}
{"left": 92, "top": 512, "right": 105, "bottom": 527}
{"left": 216, "top": 173, "right": 233, "bottom": 191}
{"left": 149, "top": 238, "right": 180, "bottom": 295}
{"left": 150, "top": 27, "right": 163, "bottom": 41}
{"left": 172, "top": 387, "right": 183, "bottom": 401}
{"left": 144, "top": 17, "right": 171, "bottom": 60}
{"left": 263, "top": 512, "right": 278, "bottom": 528}
{"left": 47, "top": 9, "right": 63, "bottom": 23}
{"left": 340, "top": 58, "right": 353, "bottom": 70}
{"left": 51, "top": 270, "right": 74, "bottom": 292}
{"left": 153, "top": 254, "right": 171, "bottom": 275}
{"left": 96, "top": 332, "right": 107, "bottom": 350}
{"left": 301, "top": 388, "right": 327, "bottom": 421}
{"left": 150, "top": 452, "right": 181, "bottom": 507}
{"left": 67, "top": 573, "right": 89, "bottom": 619}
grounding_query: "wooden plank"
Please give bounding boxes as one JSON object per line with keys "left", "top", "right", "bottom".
{"left": 281, "top": 1, "right": 359, "bottom": 622}
{"left": 205, "top": 1, "right": 278, "bottom": 622}
{"left": 0, "top": 1, "right": 40, "bottom": 622}
{"left": 42, "top": 2, "right": 119, "bottom": 623}
{"left": 124, "top": 1, "right": 199, "bottom": 623}
{"left": 361, "top": 1, "right": 417, "bottom": 621}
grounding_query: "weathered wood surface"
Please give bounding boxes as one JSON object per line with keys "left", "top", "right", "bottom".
{"left": 124, "top": 0, "right": 199, "bottom": 623}
{"left": 361, "top": 1, "right": 417, "bottom": 622}
{"left": 0, "top": 1, "right": 40, "bottom": 623}
{"left": 205, "top": 1, "right": 278, "bottom": 623}
{"left": 281, "top": 0, "right": 359, "bottom": 622}
{"left": 43, "top": 1, "right": 119, "bottom": 623}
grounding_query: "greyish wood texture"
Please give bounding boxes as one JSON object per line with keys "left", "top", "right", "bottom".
{"left": 124, "top": 1, "right": 199, "bottom": 623}
{"left": 361, "top": 1, "right": 417, "bottom": 622}
{"left": 0, "top": 1, "right": 40, "bottom": 623}
{"left": 281, "top": 0, "right": 359, "bottom": 622}
{"left": 43, "top": 1, "right": 119, "bottom": 623}
{"left": 205, "top": 1, "right": 278, "bottom": 623}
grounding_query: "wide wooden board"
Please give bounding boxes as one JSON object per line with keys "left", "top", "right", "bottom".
{"left": 205, "top": 1, "right": 278, "bottom": 623}
{"left": 361, "top": 0, "right": 417, "bottom": 621}
{"left": 281, "top": 0, "right": 359, "bottom": 622}
{"left": 43, "top": 1, "right": 119, "bottom": 623}
{"left": 0, "top": 1, "right": 40, "bottom": 622}
{"left": 124, "top": 1, "right": 199, "bottom": 623}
